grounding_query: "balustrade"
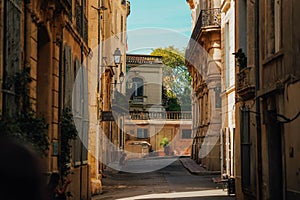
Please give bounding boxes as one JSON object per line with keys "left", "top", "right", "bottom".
{"left": 129, "top": 111, "right": 192, "bottom": 120}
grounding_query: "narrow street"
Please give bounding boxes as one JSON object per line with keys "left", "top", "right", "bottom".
{"left": 93, "top": 158, "right": 235, "bottom": 200}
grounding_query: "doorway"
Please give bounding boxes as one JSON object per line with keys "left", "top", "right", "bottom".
{"left": 266, "top": 98, "right": 283, "bottom": 200}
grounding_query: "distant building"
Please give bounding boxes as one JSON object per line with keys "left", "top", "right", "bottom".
{"left": 124, "top": 54, "right": 192, "bottom": 158}
{"left": 126, "top": 54, "right": 164, "bottom": 112}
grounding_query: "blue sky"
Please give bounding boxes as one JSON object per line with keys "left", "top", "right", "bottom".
{"left": 126, "top": 0, "right": 192, "bottom": 54}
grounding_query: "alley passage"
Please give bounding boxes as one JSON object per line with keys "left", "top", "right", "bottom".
{"left": 92, "top": 158, "right": 235, "bottom": 200}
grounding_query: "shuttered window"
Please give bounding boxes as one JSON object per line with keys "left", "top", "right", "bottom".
{"left": 72, "top": 59, "right": 89, "bottom": 166}
{"left": 241, "top": 108, "right": 251, "bottom": 189}
{"left": 3, "top": 0, "right": 22, "bottom": 116}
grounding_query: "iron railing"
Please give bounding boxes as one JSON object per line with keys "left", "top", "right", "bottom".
{"left": 191, "top": 8, "right": 221, "bottom": 40}
{"left": 131, "top": 96, "right": 147, "bottom": 104}
{"left": 237, "top": 67, "right": 255, "bottom": 100}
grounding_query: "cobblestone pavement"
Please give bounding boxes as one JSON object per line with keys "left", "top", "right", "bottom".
{"left": 92, "top": 157, "right": 235, "bottom": 200}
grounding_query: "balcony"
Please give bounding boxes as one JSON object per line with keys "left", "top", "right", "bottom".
{"left": 237, "top": 67, "right": 255, "bottom": 100}
{"left": 129, "top": 111, "right": 192, "bottom": 120}
{"left": 126, "top": 54, "right": 162, "bottom": 65}
{"left": 191, "top": 8, "right": 221, "bottom": 41}
{"left": 130, "top": 96, "right": 147, "bottom": 104}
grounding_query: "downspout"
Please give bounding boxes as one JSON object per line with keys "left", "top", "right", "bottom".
{"left": 58, "top": 24, "right": 64, "bottom": 177}
{"left": 254, "top": 1, "right": 262, "bottom": 199}
{"left": 79, "top": 0, "right": 85, "bottom": 197}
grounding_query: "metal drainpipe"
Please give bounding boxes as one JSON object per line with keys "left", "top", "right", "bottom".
{"left": 254, "top": 1, "right": 262, "bottom": 199}
{"left": 97, "top": 0, "right": 103, "bottom": 178}
{"left": 58, "top": 23, "right": 64, "bottom": 178}
{"left": 79, "top": 44, "right": 83, "bottom": 200}
{"left": 79, "top": 0, "right": 85, "bottom": 197}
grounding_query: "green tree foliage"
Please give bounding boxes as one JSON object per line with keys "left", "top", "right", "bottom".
{"left": 151, "top": 46, "right": 191, "bottom": 111}
{"left": 162, "top": 86, "right": 181, "bottom": 111}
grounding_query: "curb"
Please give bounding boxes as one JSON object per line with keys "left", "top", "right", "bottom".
{"left": 179, "top": 158, "right": 221, "bottom": 176}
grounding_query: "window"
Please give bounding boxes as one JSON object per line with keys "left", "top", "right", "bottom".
{"left": 274, "top": 0, "right": 281, "bottom": 52}
{"left": 266, "top": 0, "right": 281, "bottom": 55}
{"left": 225, "top": 22, "right": 230, "bottom": 88}
{"left": 64, "top": 45, "right": 73, "bottom": 106}
{"left": 73, "top": 61, "right": 89, "bottom": 166}
{"left": 137, "top": 129, "right": 148, "bottom": 139}
{"left": 182, "top": 129, "right": 192, "bottom": 139}
{"left": 241, "top": 107, "right": 250, "bottom": 189}
{"left": 215, "top": 84, "right": 221, "bottom": 108}
{"left": 3, "top": 0, "right": 22, "bottom": 116}
{"left": 132, "top": 77, "right": 144, "bottom": 96}
{"left": 121, "top": 16, "right": 124, "bottom": 42}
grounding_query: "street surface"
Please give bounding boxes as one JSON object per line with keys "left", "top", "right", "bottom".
{"left": 92, "top": 157, "right": 235, "bottom": 200}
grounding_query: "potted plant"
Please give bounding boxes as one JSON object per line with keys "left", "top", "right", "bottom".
{"left": 160, "top": 137, "right": 170, "bottom": 156}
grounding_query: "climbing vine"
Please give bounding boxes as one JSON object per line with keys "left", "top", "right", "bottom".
{"left": 0, "top": 67, "right": 49, "bottom": 157}
{"left": 60, "top": 107, "right": 78, "bottom": 177}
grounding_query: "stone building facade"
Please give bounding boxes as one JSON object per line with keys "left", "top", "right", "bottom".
{"left": 1, "top": 0, "right": 91, "bottom": 198}
{"left": 97, "top": 0, "right": 130, "bottom": 169}
{"left": 186, "top": 0, "right": 222, "bottom": 171}
{"left": 0, "top": 0, "right": 130, "bottom": 199}
{"left": 88, "top": 0, "right": 130, "bottom": 195}
{"left": 220, "top": 0, "right": 235, "bottom": 177}
{"left": 235, "top": 0, "right": 300, "bottom": 199}
{"left": 124, "top": 54, "right": 193, "bottom": 158}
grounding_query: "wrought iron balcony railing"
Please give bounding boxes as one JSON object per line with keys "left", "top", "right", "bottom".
{"left": 130, "top": 96, "right": 147, "bottom": 104}
{"left": 191, "top": 8, "right": 221, "bottom": 40}
{"left": 129, "top": 111, "right": 192, "bottom": 120}
{"left": 237, "top": 67, "right": 255, "bottom": 100}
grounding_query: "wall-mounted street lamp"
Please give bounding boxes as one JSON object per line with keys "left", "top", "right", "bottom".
{"left": 102, "top": 48, "right": 122, "bottom": 68}
{"left": 112, "top": 70, "right": 124, "bottom": 85}
{"left": 113, "top": 48, "right": 122, "bottom": 65}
